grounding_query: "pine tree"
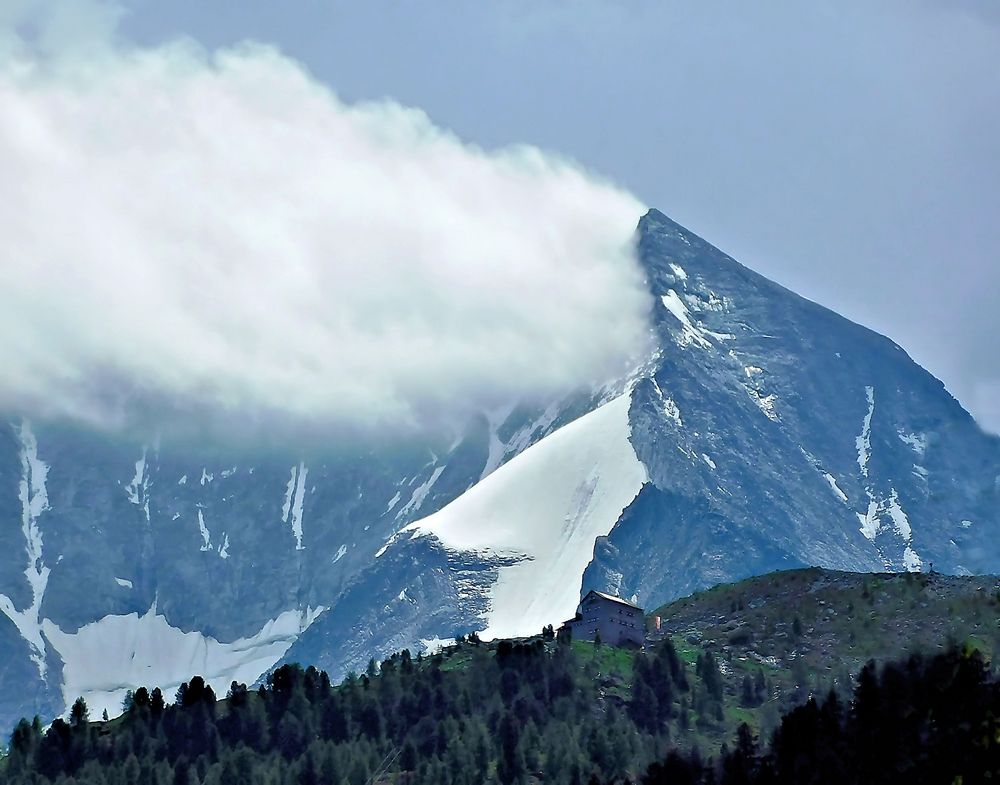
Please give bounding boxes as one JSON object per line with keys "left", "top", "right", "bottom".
{"left": 69, "top": 697, "right": 89, "bottom": 727}
{"left": 740, "top": 674, "right": 756, "bottom": 707}
{"left": 753, "top": 669, "right": 766, "bottom": 703}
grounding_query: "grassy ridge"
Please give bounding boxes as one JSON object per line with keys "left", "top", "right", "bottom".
{"left": 646, "top": 567, "right": 1000, "bottom": 742}
{"left": 437, "top": 568, "right": 999, "bottom": 748}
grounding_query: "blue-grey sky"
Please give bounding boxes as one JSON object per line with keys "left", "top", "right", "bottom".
{"left": 4, "top": 1, "right": 999, "bottom": 432}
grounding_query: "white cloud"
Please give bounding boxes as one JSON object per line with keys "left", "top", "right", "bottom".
{"left": 0, "top": 19, "right": 651, "bottom": 430}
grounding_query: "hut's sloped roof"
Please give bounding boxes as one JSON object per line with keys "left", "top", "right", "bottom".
{"left": 583, "top": 590, "right": 642, "bottom": 611}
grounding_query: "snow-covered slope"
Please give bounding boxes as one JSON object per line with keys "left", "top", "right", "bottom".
{"left": 394, "top": 391, "right": 646, "bottom": 639}
{"left": 42, "top": 604, "right": 324, "bottom": 719}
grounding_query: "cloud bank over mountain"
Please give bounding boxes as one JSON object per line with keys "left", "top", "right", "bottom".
{"left": 0, "top": 7, "right": 650, "bottom": 430}
{"left": 147, "top": 0, "right": 997, "bottom": 434}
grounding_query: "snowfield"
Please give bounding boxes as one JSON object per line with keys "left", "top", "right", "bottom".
{"left": 401, "top": 391, "right": 647, "bottom": 640}
{"left": 42, "top": 605, "right": 325, "bottom": 720}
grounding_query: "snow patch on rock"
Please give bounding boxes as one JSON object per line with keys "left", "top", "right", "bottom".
{"left": 125, "top": 448, "right": 151, "bottom": 521}
{"left": 396, "top": 465, "right": 446, "bottom": 521}
{"left": 504, "top": 402, "right": 562, "bottom": 459}
{"left": 282, "top": 463, "right": 308, "bottom": 550}
{"left": 197, "top": 509, "right": 212, "bottom": 551}
{"left": 480, "top": 404, "right": 516, "bottom": 480}
{"left": 885, "top": 490, "right": 912, "bottom": 540}
{"left": 857, "top": 500, "right": 881, "bottom": 541}
{"left": 897, "top": 429, "right": 928, "bottom": 458}
{"left": 290, "top": 464, "right": 308, "bottom": 550}
{"left": 746, "top": 387, "right": 779, "bottom": 421}
{"left": 823, "top": 473, "right": 849, "bottom": 503}
{"left": 856, "top": 487, "right": 922, "bottom": 571}
{"left": 661, "top": 290, "right": 734, "bottom": 348}
{"left": 857, "top": 386, "right": 875, "bottom": 477}
{"left": 0, "top": 421, "right": 52, "bottom": 678}
{"left": 903, "top": 547, "right": 922, "bottom": 571}
{"left": 651, "top": 378, "right": 683, "bottom": 427}
{"left": 419, "top": 637, "right": 453, "bottom": 655}
{"left": 661, "top": 290, "right": 712, "bottom": 349}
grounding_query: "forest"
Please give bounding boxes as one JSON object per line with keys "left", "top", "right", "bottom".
{"left": 2, "top": 633, "right": 998, "bottom": 785}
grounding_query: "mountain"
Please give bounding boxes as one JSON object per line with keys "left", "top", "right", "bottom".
{"left": 2, "top": 208, "right": 998, "bottom": 730}
{"left": 587, "top": 209, "right": 1000, "bottom": 595}
{"left": 0, "top": 394, "right": 591, "bottom": 729}
{"left": 278, "top": 208, "right": 1000, "bottom": 683}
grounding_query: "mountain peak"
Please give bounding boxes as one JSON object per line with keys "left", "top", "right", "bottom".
{"left": 638, "top": 206, "right": 674, "bottom": 229}
{"left": 632, "top": 206, "right": 746, "bottom": 298}
{"left": 637, "top": 207, "right": 714, "bottom": 242}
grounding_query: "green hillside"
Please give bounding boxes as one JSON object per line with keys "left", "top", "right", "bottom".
{"left": 1, "top": 568, "right": 997, "bottom": 785}
{"left": 646, "top": 567, "right": 1000, "bottom": 744}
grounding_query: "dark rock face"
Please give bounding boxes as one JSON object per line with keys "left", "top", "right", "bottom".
{"left": 279, "top": 536, "right": 520, "bottom": 680}
{"left": 1, "top": 208, "right": 997, "bottom": 731}
{"left": 583, "top": 209, "right": 999, "bottom": 603}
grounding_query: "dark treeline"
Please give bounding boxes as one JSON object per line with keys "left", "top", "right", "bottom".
{"left": 2, "top": 637, "right": 682, "bottom": 785}
{"left": 2, "top": 637, "right": 998, "bottom": 785}
{"left": 641, "top": 646, "right": 1000, "bottom": 785}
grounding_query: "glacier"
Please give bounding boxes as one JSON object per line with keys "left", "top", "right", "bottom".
{"left": 401, "top": 391, "right": 647, "bottom": 639}
{"left": 42, "top": 604, "right": 324, "bottom": 720}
